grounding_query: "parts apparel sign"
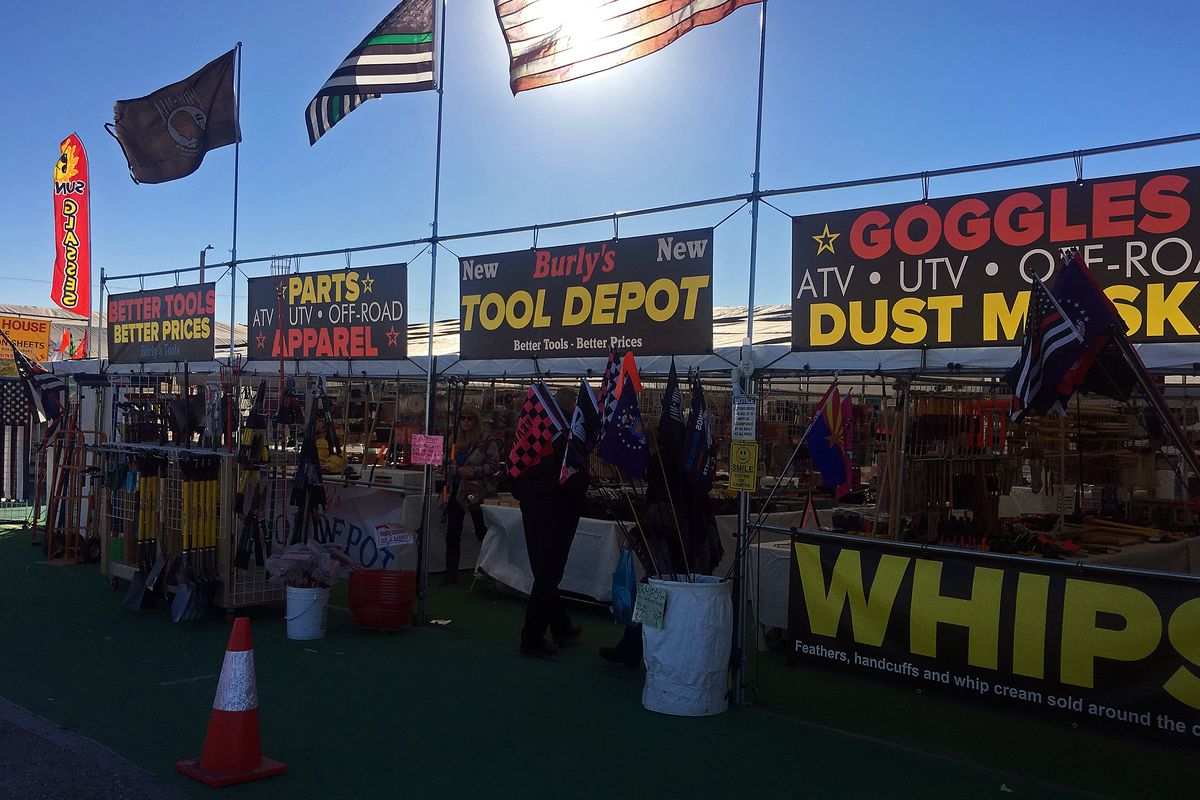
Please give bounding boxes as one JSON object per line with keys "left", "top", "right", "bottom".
{"left": 458, "top": 229, "right": 713, "bottom": 360}
{"left": 107, "top": 284, "right": 216, "bottom": 363}
{"left": 791, "top": 167, "right": 1200, "bottom": 351}
{"left": 246, "top": 265, "right": 407, "bottom": 361}
{"left": 788, "top": 531, "right": 1200, "bottom": 742}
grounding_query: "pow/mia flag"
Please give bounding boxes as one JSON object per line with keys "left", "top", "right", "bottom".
{"left": 107, "top": 48, "right": 240, "bottom": 184}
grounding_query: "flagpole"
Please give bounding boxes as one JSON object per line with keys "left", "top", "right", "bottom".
{"left": 733, "top": 0, "right": 768, "bottom": 708}
{"left": 228, "top": 42, "right": 243, "bottom": 361}
{"left": 417, "top": 0, "right": 449, "bottom": 627}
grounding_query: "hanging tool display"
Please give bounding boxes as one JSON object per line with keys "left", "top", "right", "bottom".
{"left": 122, "top": 453, "right": 165, "bottom": 610}
{"left": 289, "top": 389, "right": 329, "bottom": 545}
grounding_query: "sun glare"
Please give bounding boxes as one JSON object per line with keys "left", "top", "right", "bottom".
{"left": 537, "top": 0, "right": 612, "bottom": 53}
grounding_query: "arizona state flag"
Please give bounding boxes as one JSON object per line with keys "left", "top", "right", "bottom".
{"left": 51, "top": 134, "right": 90, "bottom": 319}
{"left": 108, "top": 49, "right": 240, "bottom": 184}
{"left": 494, "top": 0, "right": 760, "bottom": 93}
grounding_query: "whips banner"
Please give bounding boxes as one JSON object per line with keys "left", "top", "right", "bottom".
{"left": 458, "top": 229, "right": 714, "bottom": 360}
{"left": 51, "top": 134, "right": 91, "bottom": 319}
{"left": 791, "top": 167, "right": 1200, "bottom": 351}
{"left": 107, "top": 283, "right": 216, "bottom": 363}
{"left": 788, "top": 531, "right": 1200, "bottom": 741}
{"left": 246, "top": 265, "right": 407, "bottom": 361}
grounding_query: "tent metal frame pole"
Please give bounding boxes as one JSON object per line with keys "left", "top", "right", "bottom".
{"left": 229, "top": 42, "right": 243, "bottom": 360}
{"left": 102, "top": 130, "right": 1200, "bottom": 284}
{"left": 732, "top": 0, "right": 768, "bottom": 708}
{"left": 417, "top": 0, "right": 449, "bottom": 627}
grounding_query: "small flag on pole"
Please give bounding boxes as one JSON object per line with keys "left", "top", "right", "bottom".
{"left": 0, "top": 330, "right": 65, "bottom": 424}
{"left": 306, "top": 0, "right": 435, "bottom": 145}
{"left": 560, "top": 379, "right": 601, "bottom": 484}
{"left": 493, "top": 0, "right": 761, "bottom": 93}
{"left": 683, "top": 375, "right": 715, "bottom": 489}
{"left": 108, "top": 49, "right": 240, "bottom": 184}
{"left": 506, "top": 382, "right": 567, "bottom": 479}
{"left": 598, "top": 373, "right": 649, "bottom": 479}
{"left": 805, "top": 386, "right": 852, "bottom": 499}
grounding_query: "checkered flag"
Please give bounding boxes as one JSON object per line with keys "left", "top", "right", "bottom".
{"left": 506, "top": 382, "right": 567, "bottom": 479}
{"left": 595, "top": 351, "right": 618, "bottom": 441}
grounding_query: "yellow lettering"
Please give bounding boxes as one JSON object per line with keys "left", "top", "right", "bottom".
{"left": 891, "top": 297, "right": 927, "bottom": 345}
{"left": 461, "top": 295, "right": 481, "bottom": 331}
{"left": 1060, "top": 579, "right": 1161, "bottom": 689}
{"left": 644, "top": 279, "right": 678, "bottom": 323}
{"left": 793, "top": 544, "right": 909, "bottom": 646}
{"left": 810, "top": 304, "right": 846, "bottom": 347}
{"left": 910, "top": 560, "right": 1003, "bottom": 670}
{"left": 1145, "top": 282, "right": 1197, "bottom": 337}
{"left": 680, "top": 275, "right": 709, "bottom": 319}
{"left": 618, "top": 281, "right": 647, "bottom": 323}
{"left": 591, "top": 283, "right": 618, "bottom": 325}
{"left": 1013, "top": 572, "right": 1050, "bottom": 679}
{"left": 562, "top": 286, "right": 590, "bottom": 326}
{"left": 506, "top": 291, "right": 534, "bottom": 329}
{"left": 1104, "top": 285, "right": 1142, "bottom": 335}
{"left": 926, "top": 295, "right": 963, "bottom": 343}
{"left": 982, "top": 290, "right": 1029, "bottom": 342}
{"left": 850, "top": 299, "right": 888, "bottom": 346}
{"left": 1164, "top": 598, "right": 1200, "bottom": 711}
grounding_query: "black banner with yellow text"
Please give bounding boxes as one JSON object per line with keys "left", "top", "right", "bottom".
{"left": 788, "top": 531, "right": 1200, "bottom": 741}
{"left": 792, "top": 167, "right": 1200, "bottom": 351}
{"left": 107, "top": 283, "right": 215, "bottom": 363}
{"left": 459, "top": 229, "right": 713, "bottom": 360}
{"left": 246, "top": 265, "right": 406, "bottom": 361}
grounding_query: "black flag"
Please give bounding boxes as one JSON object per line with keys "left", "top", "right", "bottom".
{"left": 108, "top": 48, "right": 240, "bottom": 184}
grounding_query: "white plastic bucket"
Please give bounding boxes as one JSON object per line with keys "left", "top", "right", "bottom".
{"left": 641, "top": 574, "right": 732, "bottom": 716}
{"left": 285, "top": 586, "right": 330, "bottom": 640}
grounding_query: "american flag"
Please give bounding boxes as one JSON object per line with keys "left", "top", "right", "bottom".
{"left": 506, "top": 382, "right": 567, "bottom": 479}
{"left": 494, "top": 0, "right": 761, "bottom": 93}
{"left": 0, "top": 331, "right": 65, "bottom": 424}
{"left": 1006, "top": 276, "right": 1086, "bottom": 422}
{"left": 0, "top": 380, "right": 28, "bottom": 501}
{"left": 306, "top": 0, "right": 435, "bottom": 145}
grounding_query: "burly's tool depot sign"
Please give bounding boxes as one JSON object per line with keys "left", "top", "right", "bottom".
{"left": 792, "top": 167, "right": 1200, "bottom": 351}
{"left": 107, "top": 283, "right": 216, "bottom": 363}
{"left": 458, "top": 229, "right": 713, "bottom": 359}
{"left": 788, "top": 531, "right": 1200, "bottom": 742}
{"left": 246, "top": 265, "right": 407, "bottom": 361}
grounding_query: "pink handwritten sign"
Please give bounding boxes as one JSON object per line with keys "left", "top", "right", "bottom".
{"left": 410, "top": 434, "right": 444, "bottom": 466}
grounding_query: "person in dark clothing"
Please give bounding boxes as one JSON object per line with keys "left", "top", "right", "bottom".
{"left": 512, "top": 388, "right": 585, "bottom": 656}
{"left": 441, "top": 402, "right": 499, "bottom": 585}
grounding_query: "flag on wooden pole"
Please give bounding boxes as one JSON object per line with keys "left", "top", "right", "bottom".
{"left": 493, "top": 0, "right": 761, "bottom": 93}
{"left": 306, "top": 0, "right": 435, "bottom": 145}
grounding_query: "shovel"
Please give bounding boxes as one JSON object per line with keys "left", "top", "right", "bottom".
{"left": 138, "top": 457, "right": 165, "bottom": 609}
{"left": 121, "top": 459, "right": 147, "bottom": 610}
{"left": 170, "top": 459, "right": 196, "bottom": 622}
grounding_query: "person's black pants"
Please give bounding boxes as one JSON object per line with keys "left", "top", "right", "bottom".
{"left": 445, "top": 498, "right": 487, "bottom": 574}
{"left": 519, "top": 499, "right": 580, "bottom": 644}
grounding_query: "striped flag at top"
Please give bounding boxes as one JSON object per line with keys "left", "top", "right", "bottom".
{"left": 306, "top": 0, "right": 435, "bottom": 145}
{"left": 493, "top": 0, "right": 761, "bottom": 93}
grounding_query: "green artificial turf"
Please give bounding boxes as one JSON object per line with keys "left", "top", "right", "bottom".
{"left": 0, "top": 526, "right": 1185, "bottom": 799}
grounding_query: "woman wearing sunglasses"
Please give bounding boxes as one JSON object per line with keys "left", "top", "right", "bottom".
{"left": 441, "top": 402, "right": 499, "bottom": 584}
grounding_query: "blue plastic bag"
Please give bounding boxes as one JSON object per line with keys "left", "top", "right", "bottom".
{"left": 611, "top": 548, "right": 637, "bottom": 626}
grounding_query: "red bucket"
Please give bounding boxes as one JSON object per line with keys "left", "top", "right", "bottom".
{"left": 349, "top": 569, "right": 416, "bottom": 630}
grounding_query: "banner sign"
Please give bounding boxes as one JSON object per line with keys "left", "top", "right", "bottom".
{"left": 458, "top": 228, "right": 714, "bottom": 359}
{"left": 0, "top": 317, "right": 51, "bottom": 362}
{"left": 302, "top": 483, "right": 409, "bottom": 570}
{"left": 246, "top": 265, "right": 407, "bottom": 361}
{"left": 791, "top": 167, "right": 1200, "bottom": 351}
{"left": 107, "top": 283, "right": 216, "bottom": 363}
{"left": 52, "top": 133, "right": 91, "bottom": 319}
{"left": 410, "top": 434, "right": 444, "bottom": 466}
{"left": 788, "top": 530, "right": 1200, "bottom": 741}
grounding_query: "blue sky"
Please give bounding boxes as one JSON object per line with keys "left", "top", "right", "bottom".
{"left": 3, "top": 0, "right": 1200, "bottom": 333}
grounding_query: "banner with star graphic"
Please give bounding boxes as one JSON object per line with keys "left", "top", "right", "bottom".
{"left": 459, "top": 229, "right": 713, "bottom": 360}
{"left": 791, "top": 166, "right": 1200, "bottom": 352}
{"left": 107, "top": 283, "right": 215, "bottom": 363}
{"left": 245, "top": 265, "right": 407, "bottom": 361}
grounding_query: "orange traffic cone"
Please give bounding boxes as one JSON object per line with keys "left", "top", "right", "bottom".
{"left": 176, "top": 618, "right": 287, "bottom": 787}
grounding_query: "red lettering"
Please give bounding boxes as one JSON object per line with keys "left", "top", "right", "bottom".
{"left": 850, "top": 210, "right": 892, "bottom": 259}
{"left": 943, "top": 198, "right": 992, "bottom": 251}
{"left": 894, "top": 205, "right": 942, "bottom": 256}
{"left": 205, "top": 289, "right": 216, "bottom": 314}
{"left": 533, "top": 250, "right": 551, "bottom": 278}
{"left": 603, "top": 249, "right": 616, "bottom": 272}
{"left": 1091, "top": 179, "right": 1136, "bottom": 239}
{"left": 994, "top": 192, "right": 1043, "bottom": 246}
{"left": 334, "top": 327, "right": 349, "bottom": 356}
{"left": 1139, "top": 174, "right": 1191, "bottom": 234}
{"left": 1049, "top": 187, "right": 1087, "bottom": 242}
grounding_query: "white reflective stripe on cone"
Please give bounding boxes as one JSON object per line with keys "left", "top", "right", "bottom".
{"left": 212, "top": 650, "right": 258, "bottom": 712}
